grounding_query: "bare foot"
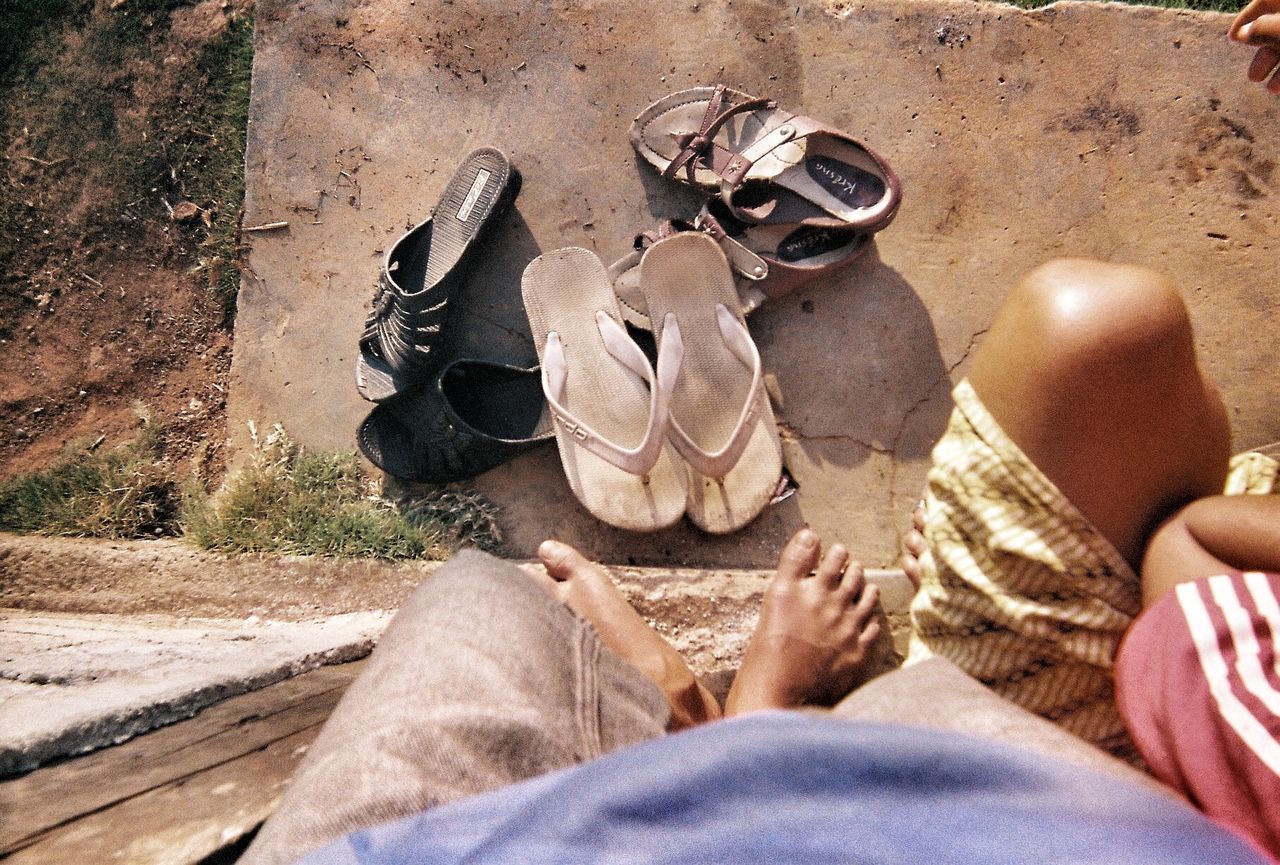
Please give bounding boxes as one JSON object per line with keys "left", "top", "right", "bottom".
{"left": 531, "top": 540, "right": 722, "bottom": 730}
{"left": 725, "top": 529, "right": 883, "bottom": 715}
{"left": 900, "top": 499, "right": 927, "bottom": 590}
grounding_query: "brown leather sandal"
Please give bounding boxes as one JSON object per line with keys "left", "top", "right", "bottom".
{"left": 630, "top": 84, "right": 901, "bottom": 232}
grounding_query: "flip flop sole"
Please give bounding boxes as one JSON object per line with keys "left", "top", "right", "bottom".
{"left": 522, "top": 247, "right": 687, "bottom": 532}
{"left": 640, "top": 233, "right": 782, "bottom": 534}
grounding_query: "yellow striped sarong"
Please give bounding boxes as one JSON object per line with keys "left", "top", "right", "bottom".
{"left": 907, "top": 379, "right": 1278, "bottom": 759}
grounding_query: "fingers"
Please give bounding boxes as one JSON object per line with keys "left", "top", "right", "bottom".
{"left": 1248, "top": 45, "right": 1280, "bottom": 87}
{"left": 537, "top": 538, "right": 594, "bottom": 583}
{"left": 1245, "top": 13, "right": 1280, "bottom": 43}
{"left": 1231, "top": 2, "right": 1280, "bottom": 93}
{"left": 776, "top": 528, "right": 821, "bottom": 583}
{"left": 1229, "top": 0, "right": 1261, "bottom": 40}
{"left": 1231, "top": 0, "right": 1280, "bottom": 40}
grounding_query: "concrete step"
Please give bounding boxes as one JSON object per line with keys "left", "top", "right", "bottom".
{"left": 0, "top": 533, "right": 914, "bottom": 772}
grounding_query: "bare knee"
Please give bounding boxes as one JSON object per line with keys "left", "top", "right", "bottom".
{"left": 967, "top": 258, "right": 1229, "bottom": 566}
{"left": 1007, "top": 258, "right": 1192, "bottom": 367}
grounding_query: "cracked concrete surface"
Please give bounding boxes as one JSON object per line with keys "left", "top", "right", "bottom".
{"left": 230, "top": 0, "right": 1279, "bottom": 568}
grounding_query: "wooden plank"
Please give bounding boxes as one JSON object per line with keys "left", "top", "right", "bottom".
{"left": 7, "top": 726, "right": 320, "bottom": 865}
{"left": 1, "top": 659, "right": 365, "bottom": 861}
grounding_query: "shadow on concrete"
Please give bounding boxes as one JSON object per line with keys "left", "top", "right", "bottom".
{"left": 633, "top": 160, "right": 710, "bottom": 226}
{"left": 462, "top": 234, "right": 954, "bottom": 569}
{"left": 749, "top": 241, "right": 952, "bottom": 470}
{"left": 439, "top": 207, "right": 543, "bottom": 369}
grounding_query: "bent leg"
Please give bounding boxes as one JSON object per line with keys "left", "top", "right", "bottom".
{"left": 908, "top": 259, "right": 1231, "bottom": 757}
{"left": 1141, "top": 494, "right": 1280, "bottom": 604}
{"left": 967, "top": 258, "right": 1230, "bottom": 567}
{"left": 241, "top": 550, "right": 668, "bottom": 865}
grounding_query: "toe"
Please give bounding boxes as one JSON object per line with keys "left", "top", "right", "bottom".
{"left": 838, "top": 560, "right": 865, "bottom": 599}
{"left": 901, "top": 528, "right": 925, "bottom": 590}
{"left": 904, "top": 527, "right": 926, "bottom": 557}
{"left": 520, "top": 562, "right": 560, "bottom": 593}
{"left": 857, "top": 619, "right": 882, "bottom": 651}
{"left": 775, "top": 529, "right": 821, "bottom": 583}
{"left": 852, "top": 582, "right": 880, "bottom": 623}
{"left": 902, "top": 559, "right": 922, "bottom": 591}
{"left": 816, "top": 544, "right": 849, "bottom": 588}
{"left": 538, "top": 539, "right": 591, "bottom": 583}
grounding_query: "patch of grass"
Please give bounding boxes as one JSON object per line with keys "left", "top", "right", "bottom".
{"left": 0, "top": 419, "right": 503, "bottom": 560}
{"left": 181, "top": 423, "right": 503, "bottom": 559}
{"left": 0, "top": 409, "right": 181, "bottom": 539}
{"left": 188, "top": 15, "right": 255, "bottom": 313}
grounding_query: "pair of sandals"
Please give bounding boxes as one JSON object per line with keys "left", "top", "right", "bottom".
{"left": 523, "top": 236, "right": 781, "bottom": 534}
{"left": 525, "top": 84, "right": 899, "bottom": 531}
{"left": 354, "top": 85, "right": 901, "bottom": 530}
{"left": 614, "top": 84, "right": 901, "bottom": 326}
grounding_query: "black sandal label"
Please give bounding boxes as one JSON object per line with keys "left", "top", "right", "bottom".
{"left": 456, "top": 169, "right": 492, "bottom": 222}
{"left": 806, "top": 155, "right": 884, "bottom": 210}
{"left": 776, "top": 226, "right": 857, "bottom": 263}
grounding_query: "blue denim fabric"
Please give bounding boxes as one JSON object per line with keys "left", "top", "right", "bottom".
{"left": 301, "top": 714, "right": 1269, "bottom": 865}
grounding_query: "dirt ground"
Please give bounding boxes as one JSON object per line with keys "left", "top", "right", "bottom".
{"left": 0, "top": 0, "right": 253, "bottom": 486}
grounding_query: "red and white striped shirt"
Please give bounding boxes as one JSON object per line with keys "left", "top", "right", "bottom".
{"left": 1116, "top": 572, "right": 1280, "bottom": 862}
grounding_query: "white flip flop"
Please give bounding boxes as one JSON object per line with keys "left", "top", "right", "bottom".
{"left": 638, "top": 233, "right": 783, "bottom": 534}
{"left": 521, "top": 247, "right": 688, "bottom": 532}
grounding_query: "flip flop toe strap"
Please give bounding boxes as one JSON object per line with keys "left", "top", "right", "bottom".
{"left": 542, "top": 311, "right": 683, "bottom": 476}
{"left": 667, "top": 305, "right": 766, "bottom": 480}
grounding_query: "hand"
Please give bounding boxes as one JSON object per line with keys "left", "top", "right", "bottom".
{"left": 1229, "top": 0, "right": 1280, "bottom": 93}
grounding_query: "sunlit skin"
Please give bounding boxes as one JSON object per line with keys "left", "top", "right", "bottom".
{"left": 1229, "top": 0, "right": 1280, "bottom": 94}
{"left": 528, "top": 529, "right": 884, "bottom": 729}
